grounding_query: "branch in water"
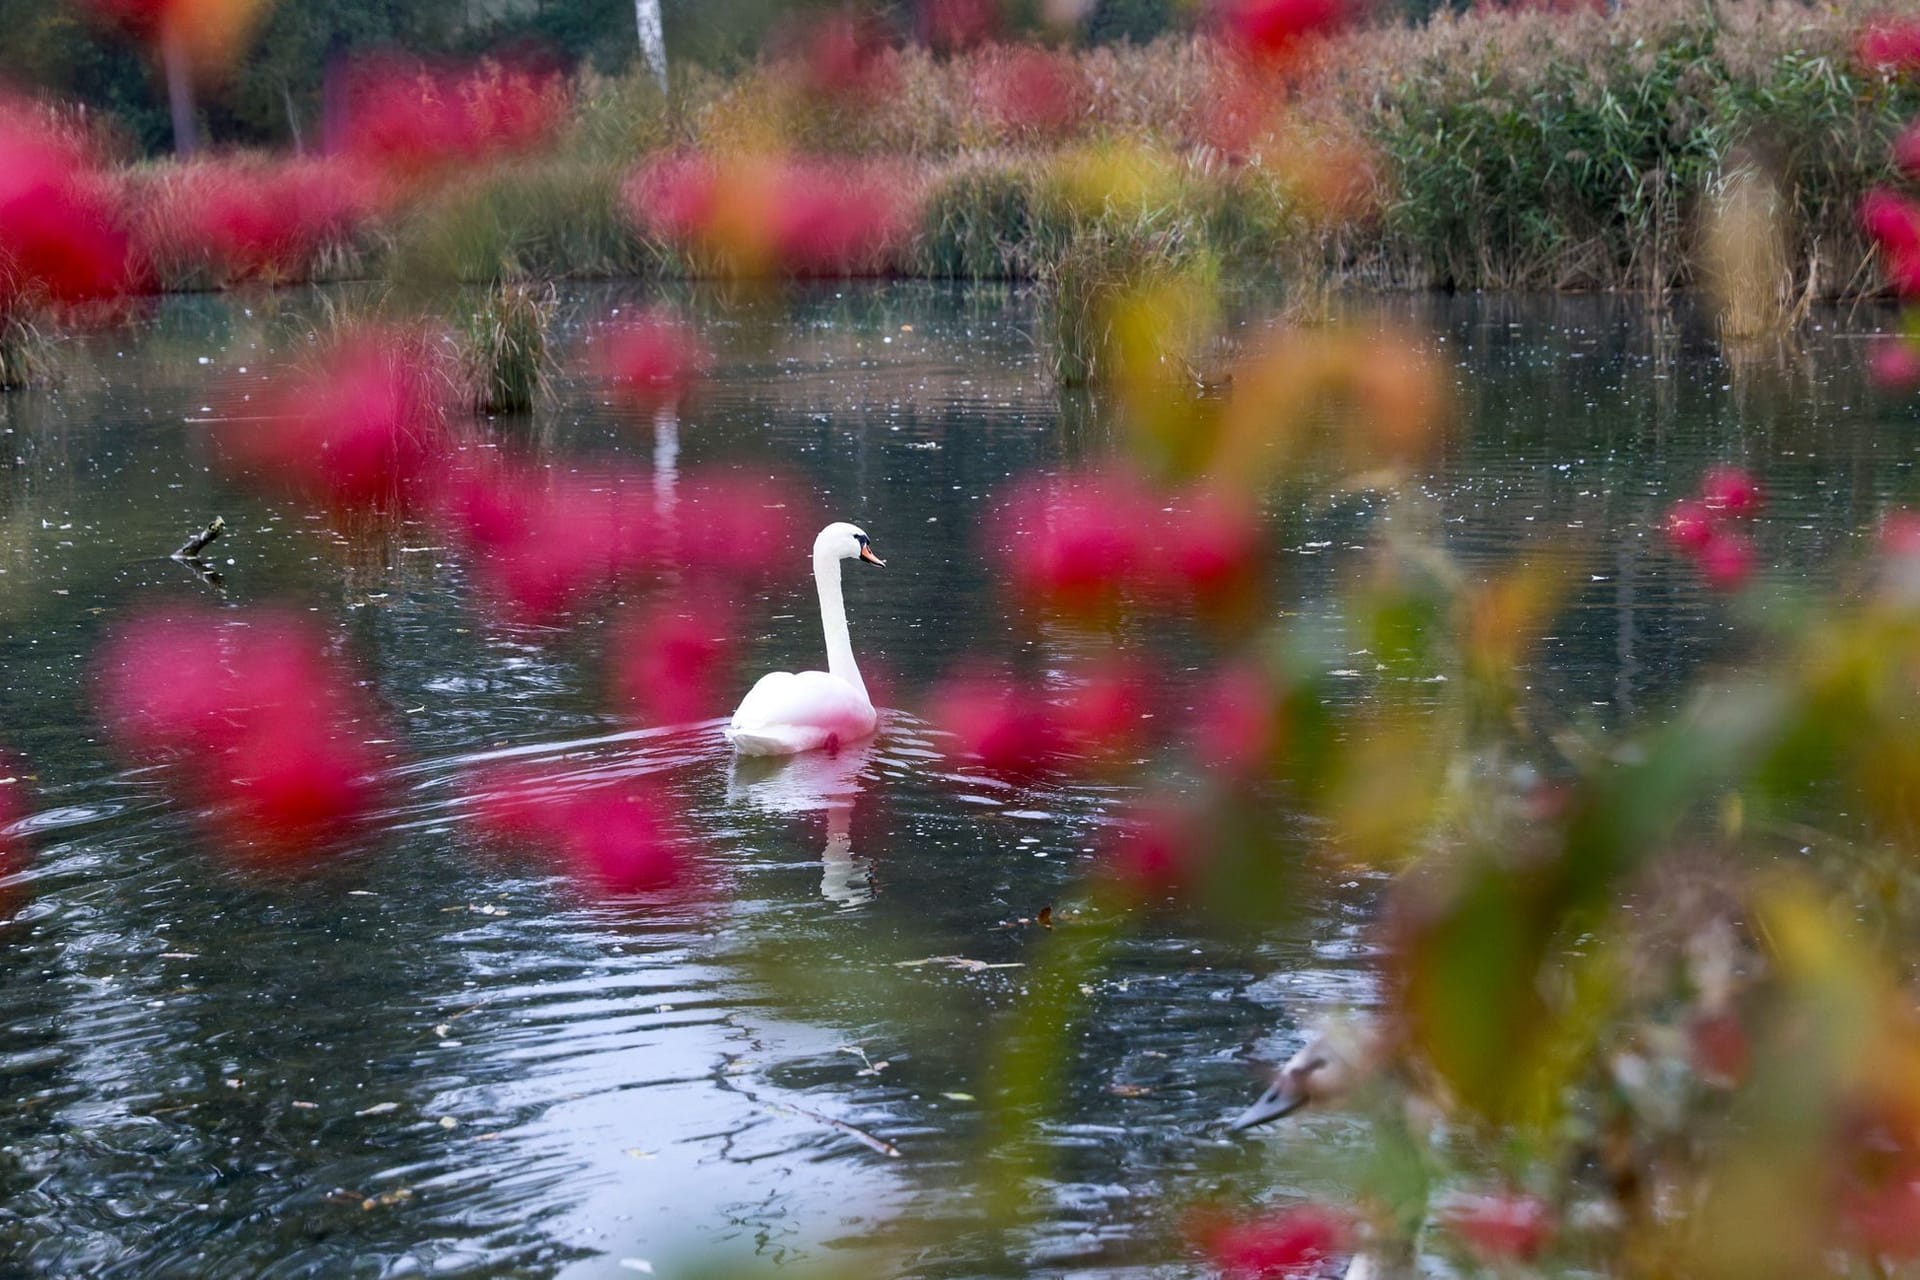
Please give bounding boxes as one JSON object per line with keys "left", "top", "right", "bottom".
{"left": 172, "top": 516, "right": 226, "bottom": 560}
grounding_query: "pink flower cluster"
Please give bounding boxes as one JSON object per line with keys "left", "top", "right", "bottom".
{"left": 467, "top": 764, "right": 687, "bottom": 897}
{"left": 996, "top": 472, "right": 1265, "bottom": 619}
{"left": 930, "top": 659, "right": 1154, "bottom": 779}
{"left": 335, "top": 54, "right": 569, "bottom": 181}
{"left": 1187, "top": 1204, "right": 1348, "bottom": 1276}
{"left": 135, "top": 157, "right": 386, "bottom": 283}
{"left": 594, "top": 311, "right": 710, "bottom": 412}
{"left": 625, "top": 152, "right": 917, "bottom": 277}
{"left": 97, "top": 608, "right": 388, "bottom": 863}
{"left": 1666, "top": 466, "right": 1764, "bottom": 590}
{"left": 0, "top": 99, "right": 131, "bottom": 310}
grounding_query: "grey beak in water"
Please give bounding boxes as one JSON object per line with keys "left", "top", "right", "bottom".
{"left": 1227, "top": 1078, "right": 1309, "bottom": 1131}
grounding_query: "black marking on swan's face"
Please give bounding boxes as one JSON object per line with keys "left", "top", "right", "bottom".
{"left": 855, "top": 532, "right": 886, "bottom": 568}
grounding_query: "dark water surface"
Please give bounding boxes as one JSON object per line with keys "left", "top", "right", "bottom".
{"left": 0, "top": 285, "right": 1914, "bottom": 1278}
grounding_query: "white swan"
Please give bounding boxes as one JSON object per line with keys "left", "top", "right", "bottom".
{"left": 727, "top": 522, "right": 885, "bottom": 756}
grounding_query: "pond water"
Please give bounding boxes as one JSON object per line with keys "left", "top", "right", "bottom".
{"left": 0, "top": 284, "right": 1914, "bottom": 1278}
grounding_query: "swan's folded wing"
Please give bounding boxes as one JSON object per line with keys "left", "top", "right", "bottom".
{"left": 728, "top": 670, "right": 875, "bottom": 755}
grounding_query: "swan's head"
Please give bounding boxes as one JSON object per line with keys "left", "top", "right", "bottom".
{"left": 816, "top": 521, "right": 885, "bottom": 568}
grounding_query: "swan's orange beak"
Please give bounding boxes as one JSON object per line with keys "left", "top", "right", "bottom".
{"left": 859, "top": 543, "right": 886, "bottom": 567}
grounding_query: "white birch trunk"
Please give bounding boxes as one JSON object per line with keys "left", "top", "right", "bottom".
{"left": 635, "top": 0, "right": 667, "bottom": 91}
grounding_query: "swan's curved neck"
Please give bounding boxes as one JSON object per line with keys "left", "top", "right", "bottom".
{"left": 815, "top": 548, "right": 866, "bottom": 699}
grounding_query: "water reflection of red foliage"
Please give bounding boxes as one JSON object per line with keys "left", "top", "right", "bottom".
{"left": 97, "top": 609, "right": 386, "bottom": 863}
{"left": 610, "top": 595, "right": 737, "bottom": 728}
{"left": 0, "top": 103, "right": 131, "bottom": 308}
{"left": 217, "top": 327, "right": 449, "bottom": 512}
{"left": 336, "top": 53, "right": 568, "bottom": 181}
{"left": 596, "top": 311, "right": 709, "bottom": 412}
{"left": 467, "top": 764, "right": 686, "bottom": 897}
{"left": 1187, "top": 1203, "right": 1347, "bottom": 1276}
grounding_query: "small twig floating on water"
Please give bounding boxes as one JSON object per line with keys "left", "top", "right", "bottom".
{"left": 172, "top": 516, "right": 226, "bottom": 560}
{"left": 764, "top": 1100, "right": 902, "bottom": 1158}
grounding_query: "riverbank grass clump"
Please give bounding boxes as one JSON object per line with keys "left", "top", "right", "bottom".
{"left": 0, "top": 311, "right": 55, "bottom": 390}
{"left": 459, "top": 280, "right": 559, "bottom": 414}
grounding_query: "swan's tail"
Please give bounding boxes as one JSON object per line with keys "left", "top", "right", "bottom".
{"left": 727, "top": 724, "right": 827, "bottom": 756}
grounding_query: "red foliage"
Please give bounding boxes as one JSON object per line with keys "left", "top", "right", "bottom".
{"left": 675, "top": 469, "right": 808, "bottom": 582}
{"left": 1699, "top": 465, "right": 1763, "bottom": 517}
{"left": 1687, "top": 1010, "right": 1750, "bottom": 1086}
{"left": 1834, "top": 1103, "right": 1920, "bottom": 1258}
{"left": 216, "top": 326, "right": 448, "bottom": 512}
{"left": 437, "top": 463, "right": 659, "bottom": 623}
{"left": 1190, "top": 662, "right": 1278, "bottom": 777}
{"left": 1665, "top": 499, "right": 1715, "bottom": 553}
{"left": 335, "top": 53, "right": 568, "bottom": 181}
{"left": 1104, "top": 800, "right": 1210, "bottom": 898}
{"left": 974, "top": 45, "right": 1086, "bottom": 138}
{"left": 1440, "top": 1193, "right": 1555, "bottom": 1263}
{"left": 779, "top": 10, "right": 901, "bottom": 106}
{"left": 610, "top": 595, "right": 737, "bottom": 728}
{"left": 1697, "top": 529, "right": 1757, "bottom": 590}
{"left": 999, "top": 471, "right": 1157, "bottom": 617}
{"left": 929, "top": 671, "right": 1066, "bottom": 777}
{"left": 96, "top": 608, "right": 386, "bottom": 863}
{"left": 0, "top": 102, "right": 130, "bottom": 309}
{"left": 624, "top": 152, "right": 916, "bottom": 277}
{"left": 1859, "top": 19, "right": 1920, "bottom": 72}
{"left": 466, "top": 765, "right": 686, "bottom": 896}
{"left": 138, "top": 158, "right": 384, "bottom": 282}
{"left": 1188, "top": 1204, "right": 1347, "bottom": 1276}
{"left": 1666, "top": 469, "right": 1763, "bottom": 590}
{"left": 918, "top": 0, "right": 1000, "bottom": 51}
{"left": 1871, "top": 337, "right": 1920, "bottom": 392}
{"left": 1215, "top": 0, "right": 1350, "bottom": 66}
{"left": 1861, "top": 188, "right": 1920, "bottom": 295}
{"left": 596, "top": 311, "right": 709, "bottom": 412}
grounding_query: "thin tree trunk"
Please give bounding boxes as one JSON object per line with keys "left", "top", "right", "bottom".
{"left": 161, "top": 26, "right": 197, "bottom": 156}
{"left": 635, "top": 0, "right": 667, "bottom": 91}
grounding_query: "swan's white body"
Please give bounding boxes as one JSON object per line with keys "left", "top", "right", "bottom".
{"left": 728, "top": 523, "right": 883, "bottom": 756}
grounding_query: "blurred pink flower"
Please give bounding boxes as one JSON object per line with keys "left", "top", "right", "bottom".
{"left": 1154, "top": 487, "right": 1266, "bottom": 615}
{"left": 1861, "top": 188, "right": 1920, "bottom": 295}
{"left": 337, "top": 53, "right": 568, "bottom": 181}
{"left": 218, "top": 326, "right": 449, "bottom": 512}
{"left": 1104, "top": 801, "right": 1208, "bottom": 898}
{"left": 1440, "top": 1193, "right": 1554, "bottom": 1264}
{"left": 930, "top": 671, "right": 1065, "bottom": 778}
{"left": 974, "top": 45, "right": 1085, "bottom": 138}
{"left": 1664, "top": 499, "right": 1715, "bottom": 553}
{"left": 675, "top": 470, "right": 807, "bottom": 581}
{"left": 1699, "top": 465, "right": 1763, "bottom": 517}
{"left": 1055, "top": 660, "right": 1153, "bottom": 759}
{"left": 1000, "top": 471, "right": 1157, "bottom": 617}
{"left": 466, "top": 766, "right": 686, "bottom": 897}
{"left": 0, "top": 102, "right": 131, "bottom": 308}
{"left": 146, "top": 158, "right": 382, "bottom": 281}
{"left": 97, "top": 608, "right": 386, "bottom": 863}
{"left": 1881, "top": 510, "right": 1920, "bottom": 559}
{"left": 1215, "top": 0, "right": 1349, "bottom": 65}
{"left": 610, "top": 596, "right": 737, "bottom": 728}
{"left": 437, "top": 464, "right": 659, "bottom": 623}
{"left": 1189, "top": 663, "right": 1277, "bottom": 777}
{"left": 596, "top": 311, "right": 708, "bottom": 412}
{"left": 1687, "top": 1010, "right": 1750, "bottom": 1086}
{"left": 1188, "top": 1204, "right": 1347, "bottom": 1276}
{"left": 1859, "top": 19, "right": 1920, "bottom": 71}
{"left": 779, "top": 10, "right": 900, "bottom": 105}
{"left": 1871, "top": 337, "right": 1920, "bottom": 391}
{"left": 1697, "top": 529, "right": 1757, "bottom": 590}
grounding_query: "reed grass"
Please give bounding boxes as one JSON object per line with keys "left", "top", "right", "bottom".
{"left": 0, "top": 310, "right": 54, "bottom": 390}
{"left": 458, "top": 280, "right": 559, "bottom": 414}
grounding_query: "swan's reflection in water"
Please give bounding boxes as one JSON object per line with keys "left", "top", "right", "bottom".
{"left": 727, "top": 736, "right": 878, "bottom": 907}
